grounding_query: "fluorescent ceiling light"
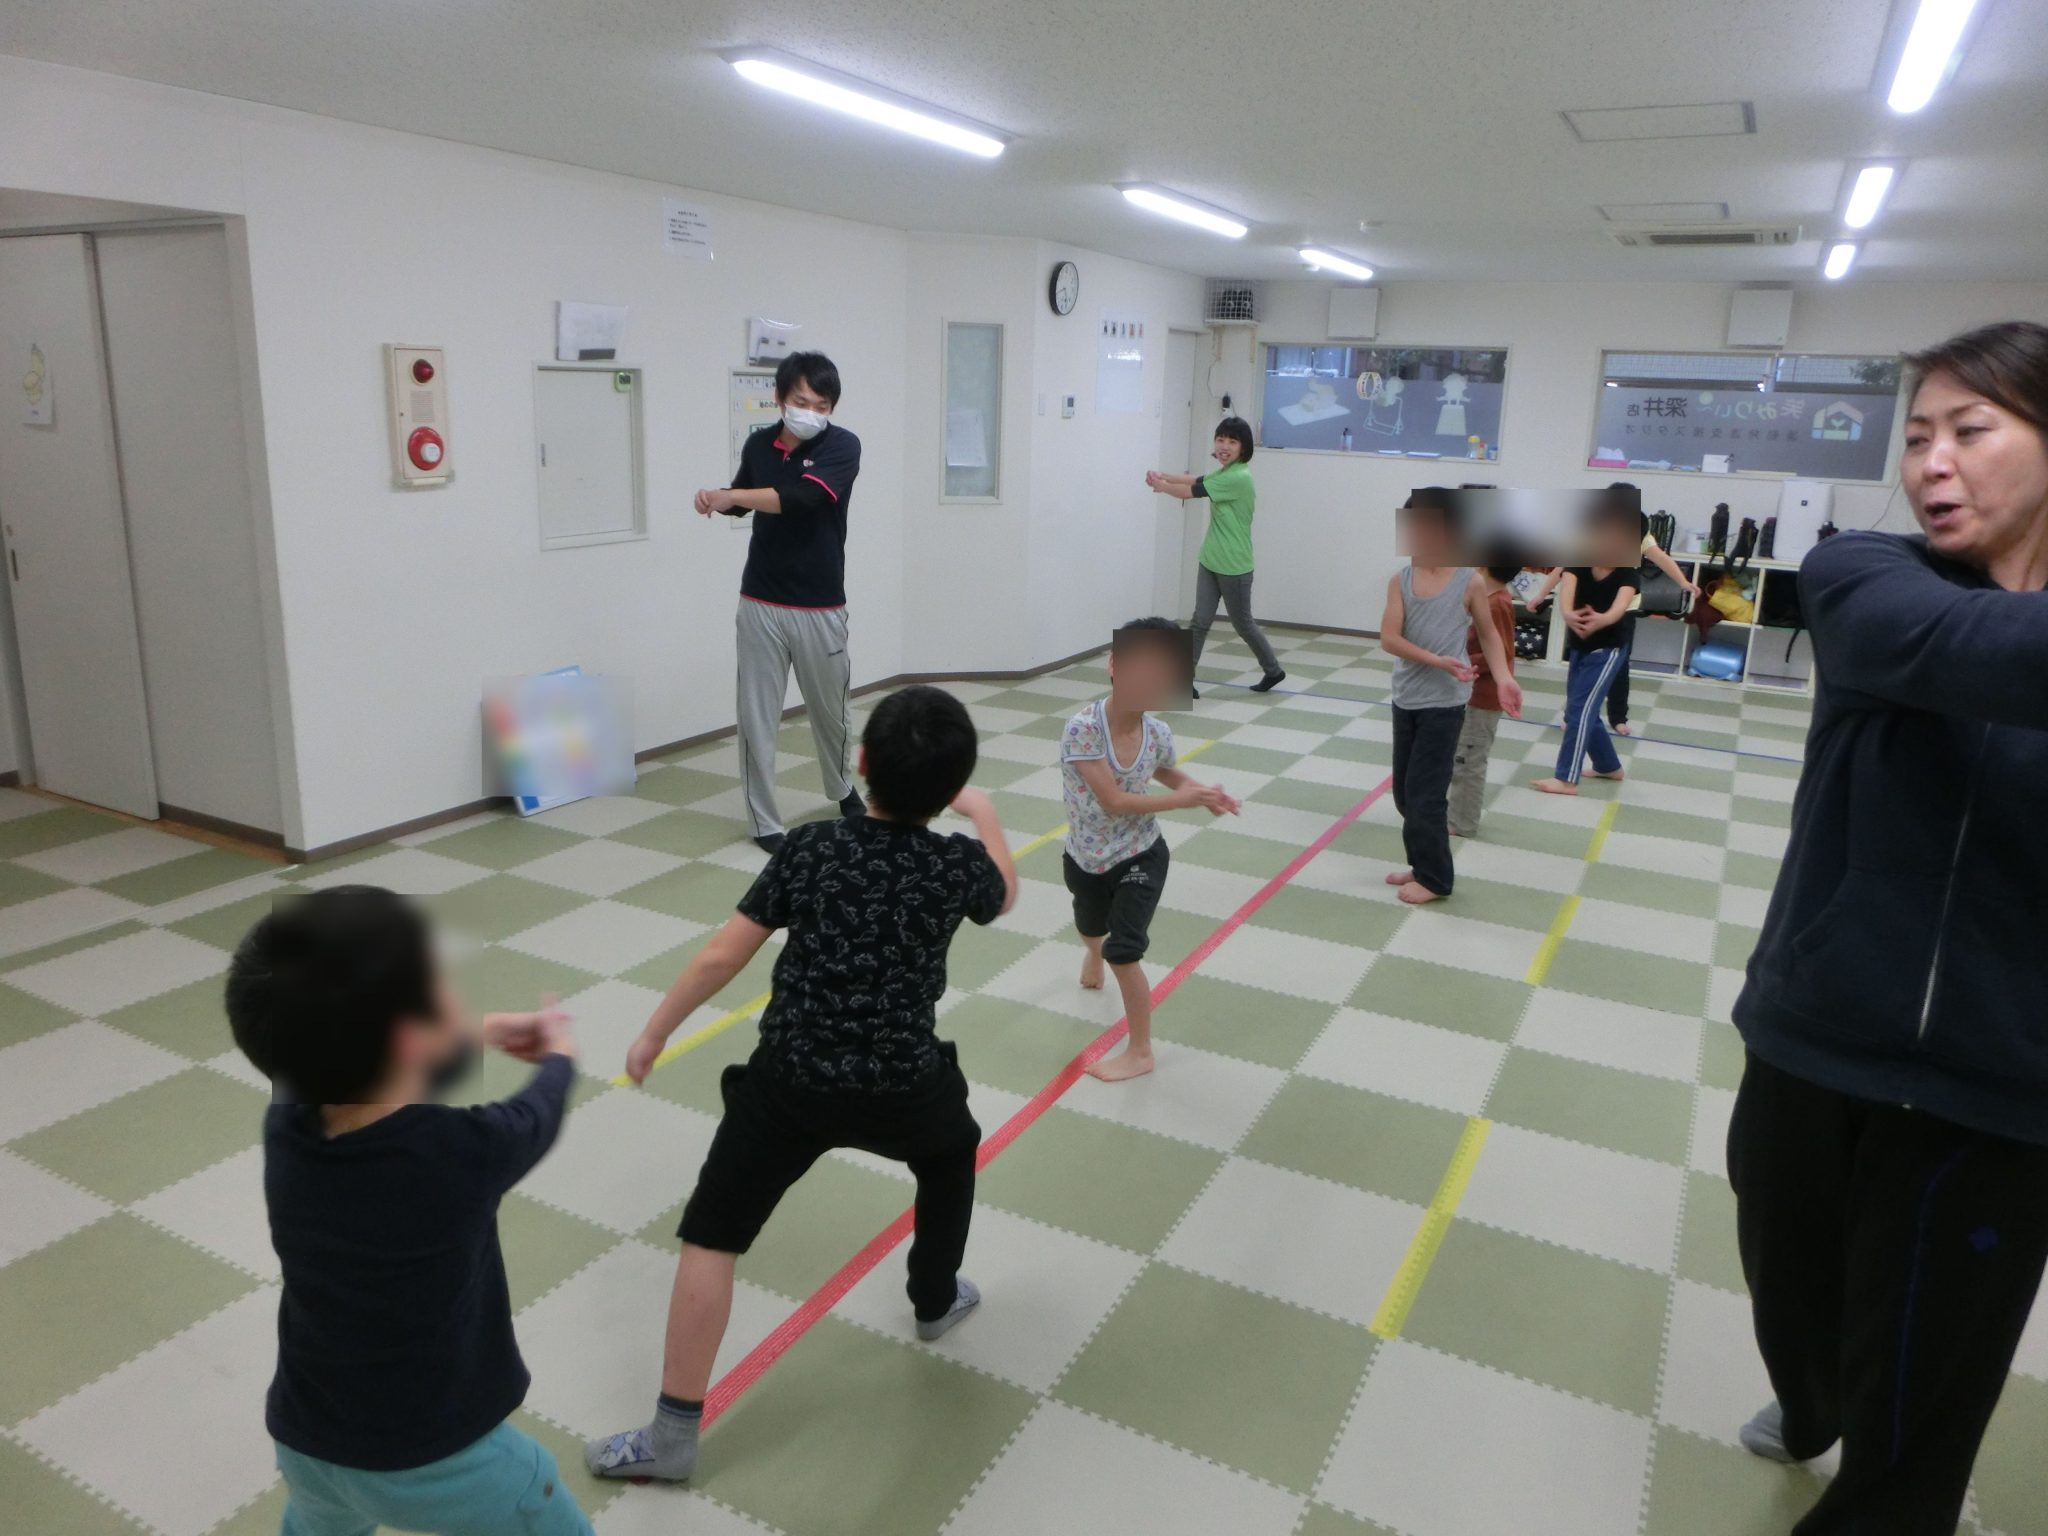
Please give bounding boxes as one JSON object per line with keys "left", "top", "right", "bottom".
{"left": 1887, "top": 0, "right": 1979, "bottom": 113}
{"left": 723, "top": 49, "right": 1007, "bottom": 158}
{"left": 1843, "top": 164, "right": 1898, "bottom": 229}
{"left": 1299, "top": 247, "right": 1375, "bottom": 281}
{"left": 1118, "top": 185, "right": 1248, "bottom": 239}
{"left": 1823, "top": 241, "right": 1858, "bottom": 280}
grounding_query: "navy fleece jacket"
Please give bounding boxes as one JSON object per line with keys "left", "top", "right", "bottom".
{"left": 1733, "top": 530, "right": 2048, "bottom": 1145}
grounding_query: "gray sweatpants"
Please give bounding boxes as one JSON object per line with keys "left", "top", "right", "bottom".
{"left": 1448, "top": 705, "right": 1502, "bottom": 838}
{"left": 735, "top": 599, "right": 854, "bottom": 838}
{"left": 1191, "top": 565, "right": 1282, "bottom": 676}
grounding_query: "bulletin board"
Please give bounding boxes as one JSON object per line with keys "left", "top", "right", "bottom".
{"left": 729, "top": 368, "right": 779, "bottom": 473}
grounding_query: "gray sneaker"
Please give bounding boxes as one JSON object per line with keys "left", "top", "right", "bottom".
{"left": 916, "top": 1278, "right": 981, "bottom": 1342}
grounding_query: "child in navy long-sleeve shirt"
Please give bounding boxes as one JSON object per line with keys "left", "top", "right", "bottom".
{"left": 227, "top": 884, "right": 592, "bottom": 1536}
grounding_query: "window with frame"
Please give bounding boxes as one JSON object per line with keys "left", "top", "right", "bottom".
{"left": 942, "top": 321, "right": 1002, "bottom": 500}
{"left": 1589, "top": 350, "right": 1902, "bottom": 481}
{"left": 1260, "top": 344, "right": 1507, "bottom": 460}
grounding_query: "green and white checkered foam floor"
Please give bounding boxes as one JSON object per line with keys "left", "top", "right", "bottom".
{"left": 2, "top": 626, "right": 2043, "bottom": 1536}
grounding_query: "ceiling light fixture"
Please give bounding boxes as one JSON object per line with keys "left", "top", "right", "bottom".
{"left": 1299, "top": 247, "right": 1375, "bottom": 281}
{"left": 1117, "top": 185, "right": 1249, "bottom": 239}
{"left": 1823, "top": 241, "right": 1859, "bottom": 280}
{"left": 1886, "top": 0, "right": 1979, "bottom": 113}
{"left": 722, "top": 48, "right": 1008, "bottom": 158}
{"left": 1842, "top": 163, "right": 1899, "bottom": 229}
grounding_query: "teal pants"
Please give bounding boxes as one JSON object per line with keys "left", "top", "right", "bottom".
{"left": 276, "top": 1422, "right": 593, "bottom": 1536}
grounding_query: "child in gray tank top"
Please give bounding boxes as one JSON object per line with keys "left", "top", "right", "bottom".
{"left": 1379, "top": 490, "right": 1524, "bottom": 905}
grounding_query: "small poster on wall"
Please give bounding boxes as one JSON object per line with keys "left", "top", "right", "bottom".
{"left": 18, "top": 340, "right": 52, "bottom": 425}
{"left": 661, "top": 199, "right": 715, "bottom": 260}
{"left": 1095, "top": 310, "right": 1146, "bottom": 415}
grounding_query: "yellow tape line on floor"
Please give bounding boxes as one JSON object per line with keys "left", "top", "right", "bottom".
{"left": 615, "top": 739, "right": 1220, "bottom": 1082}
{"left": 1522, "top": 799, "right": 1620, "bottom": 986}
{"left": 1371, "top": 1116, "right": 1492, "bottom": 1339}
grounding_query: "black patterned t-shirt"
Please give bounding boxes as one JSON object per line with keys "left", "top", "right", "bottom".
{"left": 739, "top": 816, "right": 1007, "bottom": 1093}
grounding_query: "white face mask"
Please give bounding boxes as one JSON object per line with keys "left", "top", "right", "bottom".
{"left": 782, "top": 405, "right": 829, "bottom": 441}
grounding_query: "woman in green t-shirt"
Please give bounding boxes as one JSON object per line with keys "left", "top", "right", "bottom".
{"left": 1145, "top": 417, "right": 1287, "bottom": 696}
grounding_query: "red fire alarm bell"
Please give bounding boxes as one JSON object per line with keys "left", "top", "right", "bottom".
{"left": 386, "top": 345, "right": 451, "bottom": 486}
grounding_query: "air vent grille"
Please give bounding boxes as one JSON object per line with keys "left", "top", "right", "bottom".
{"left": 1609, "top": 224, "right": 1802, "bottom": 249}
{"left": 1204, "top": 278, "right": 1259, "bottom": 324}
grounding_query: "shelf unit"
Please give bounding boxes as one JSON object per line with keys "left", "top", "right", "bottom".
{"left": 1517, "top": 553, "right": 1817, "bottom": 698}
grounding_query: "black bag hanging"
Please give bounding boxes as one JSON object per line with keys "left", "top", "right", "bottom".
{"left": 1651, "top": 510, "right": 1677, "bottom": 551}
{"left": 1758, "top": 516, "right": 1777, "bottom": 559}
{"left": 1708, "top": 503, "right": 1730, "bottom": 558}
{"left": 1732, "top": 517, "right": 1759, "bottom": 568}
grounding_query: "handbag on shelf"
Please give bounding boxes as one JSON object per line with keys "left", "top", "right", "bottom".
{"left": 1636, "top": 567, "right": 1689, "bottom": 617}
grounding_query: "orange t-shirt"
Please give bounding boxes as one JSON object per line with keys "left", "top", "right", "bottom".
{"left": 1465, "top": 587, "right": 1516, "bottom": 712}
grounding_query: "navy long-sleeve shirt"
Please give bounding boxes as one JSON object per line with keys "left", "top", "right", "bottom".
{"left": 262, "top": 1054, "right": 573, "bottom": 1470}
{"left": 1734, "top": 532, "right": 2048, "bottom": 1144}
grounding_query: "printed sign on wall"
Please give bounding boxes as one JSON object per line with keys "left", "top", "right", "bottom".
{"left": 19, "top": 340, "right": 52, "bottom": 425}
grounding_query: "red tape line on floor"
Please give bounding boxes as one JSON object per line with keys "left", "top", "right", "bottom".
{"left": 701, "top": 772, "right": 1395, "bottom": 1426}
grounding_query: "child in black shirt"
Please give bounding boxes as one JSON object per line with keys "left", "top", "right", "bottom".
{"left": 226, "top": 885, "right": 590, "bottom": 1536}
{"left": 587, "top": 684, "right": 1018, "bottom": 1484}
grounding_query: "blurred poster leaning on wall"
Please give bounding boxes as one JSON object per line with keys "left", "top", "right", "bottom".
{"left": 483, "top": 668, "right": 634, "bottom": 816}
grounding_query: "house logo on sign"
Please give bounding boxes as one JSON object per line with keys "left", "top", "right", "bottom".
{"left": 1811, "top": 401, "right": 1865, "bottom": 442}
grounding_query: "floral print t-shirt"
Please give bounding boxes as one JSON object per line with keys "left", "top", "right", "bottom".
{"left": 1060, "top": 699, "right": 1176, "bottom": 875}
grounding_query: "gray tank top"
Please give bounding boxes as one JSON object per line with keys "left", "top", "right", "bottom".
{"left": 1391, "top": 565, "right": 1475, "bottom": 709}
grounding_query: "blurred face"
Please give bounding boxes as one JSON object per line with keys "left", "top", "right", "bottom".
{"left": 1398, "top": 505, "right": 1454, "bottom": 565}
{"left": 1903, "top": 369, "right": 2048, "bottom": 572}
{"left": 392, "top": 972, "right": 478, "bottom": 1093}
{"left": 1108, "top": 639, "right": 1180, "bottom": 710}
{"left": 1213, "top": 434, "right": 1242, "bottom": 466}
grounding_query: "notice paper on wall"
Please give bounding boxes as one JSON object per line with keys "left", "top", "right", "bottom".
{"left": 662, "top": 199, "right": 715, "bottom": 260}
{"left": 18, "top": 340, "right": 52, "bottom": 425}
{"left": 945, "top": 408, "right": 989, "bottom": 469}
{"left": 1095, "top": 310, "right": 1146, "bottom": 415}
{"left": 556, "top": 301, "right": 627, "bottom": 362}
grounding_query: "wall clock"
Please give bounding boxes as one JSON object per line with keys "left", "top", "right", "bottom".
{"left": 1048, "top": 260, "right": 1079, "bottom": 316}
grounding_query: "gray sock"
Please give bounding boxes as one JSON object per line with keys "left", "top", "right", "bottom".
{"left": 1739, "top": 1400, "right": 1798, "bottom": 1463}
{"left": 916, "top": 1278, "right": 981, "bottom": 1342}
{"left": 585, "top": 1394, "right": 701, "bottom": 1481}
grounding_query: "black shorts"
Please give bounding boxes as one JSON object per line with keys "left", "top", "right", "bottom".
{"left": 1062, "top": 837, "right": 1170, "bottom": 966}
{"left": 678, "top": 1045, "right": 980, "bottom": 1255}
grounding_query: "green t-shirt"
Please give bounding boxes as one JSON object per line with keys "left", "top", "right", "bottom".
{"left": 1196, "top": 460, "right": 1256, "bottom": 576}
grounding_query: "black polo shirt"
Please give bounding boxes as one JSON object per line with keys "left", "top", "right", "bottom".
{"left": 728, "top": 421, "right": 860, "bottom": 608}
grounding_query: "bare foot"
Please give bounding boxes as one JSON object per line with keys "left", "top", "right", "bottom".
{"left": 1613, "top": 722, "right": 1633, "bottom": 736}
{"left": 1088, "top": 1048, "right": 1155, "bottom": 1082}
{"left": 1079, "top": 955, "right": 1104, "bottom": 990}
{"left": 1397, "top": 881, "right": 1443, "bottom": 905}
{"left": 1531, "top": 777, "right": 1580, "bottom": 796}
{"left": 1589, "top": 768, "right": 1626, "bottom": 781}
{"left": 1384, "top": 868, "right": 1415, "bottom": 887}
{"left": 1449, "top": 829, "right": 1469, "bottom": 839}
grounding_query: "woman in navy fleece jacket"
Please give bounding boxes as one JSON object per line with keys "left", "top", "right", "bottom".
{"left": 1728, "top": 321, "right": 2048, "bottom": 1534}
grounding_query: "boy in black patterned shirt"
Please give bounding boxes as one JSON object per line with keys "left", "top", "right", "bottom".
{"left": 586, "top": 685, "right": 1017, "bottom": 1484}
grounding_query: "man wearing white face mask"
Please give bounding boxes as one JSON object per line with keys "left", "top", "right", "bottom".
{"left": 695, "top": 352, "right": 864, "bottom": 855}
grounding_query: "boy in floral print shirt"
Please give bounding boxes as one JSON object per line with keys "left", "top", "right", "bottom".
{"left": 1061, "top": 619, "right": 1240, "bottom": 1082}
{"left": 586, "top": 685, "right": 1018, "bottom": 1484}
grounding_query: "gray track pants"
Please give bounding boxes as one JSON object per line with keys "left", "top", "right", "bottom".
{"left": 735, "top": 598, "right": 854, "bottom": 837}
{"left": 1191, "top": 565, "right": 1282, "bottom": 677}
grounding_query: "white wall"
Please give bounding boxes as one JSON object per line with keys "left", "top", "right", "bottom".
{"left": 1025, "top": 242, "right": 1207, "bottom": 662}
{"left": 897, "top": 236, "right": 1205, "bottom": 675}
{"left": 0, "top": 54, "right": 920, "bottom": 851}
{"left": 1239, "top": 278, "right": 2048, "bottom": 631}
{"left": 0, "top": 53, "right": 1203, "bottom": 850}
{"left": 900, "top": 235, "right": 1039, "bottom": 674}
